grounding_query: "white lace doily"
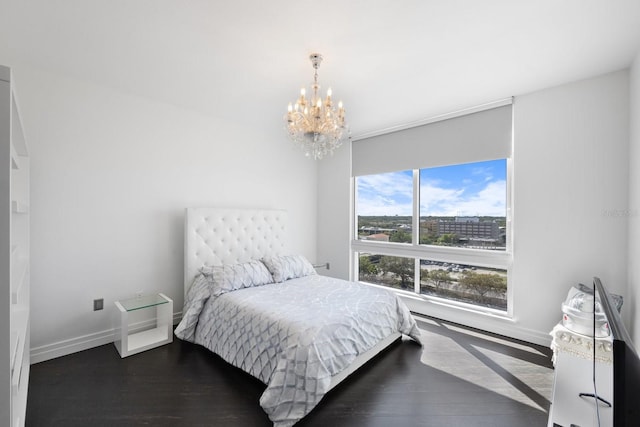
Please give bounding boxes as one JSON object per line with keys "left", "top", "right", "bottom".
{"left": 549, "top": 323, "right": 613, "bottom": 365}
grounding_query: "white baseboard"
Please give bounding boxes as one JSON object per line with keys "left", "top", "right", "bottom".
{"left": 31, "top": 311, "right": 183, "bottom": 364}
{"left": 401, "top": 296, "right": 553, "bottom": 347}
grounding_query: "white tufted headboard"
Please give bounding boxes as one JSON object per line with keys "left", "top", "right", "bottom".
{"left": 184, "top": 208, "right": 288, "bottom": 297}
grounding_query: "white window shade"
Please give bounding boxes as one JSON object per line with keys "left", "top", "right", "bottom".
{"left": 352, "top": 103, "right": 512, "bottom": 176}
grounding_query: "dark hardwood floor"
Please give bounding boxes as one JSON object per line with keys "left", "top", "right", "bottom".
{"left": 26, "top": 317, "right": 554, "bottom": 427}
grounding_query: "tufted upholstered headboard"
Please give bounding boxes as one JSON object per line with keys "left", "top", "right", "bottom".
{"left": 184, "top": 208, "right": 288, "bottom": 297}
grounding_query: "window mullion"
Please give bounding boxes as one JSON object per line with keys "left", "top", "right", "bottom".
{"left": 413, "top": 169, "right": 420, "bottom": 292}
{"left": 412, "top": 169, "right": 420, "bottom": 247}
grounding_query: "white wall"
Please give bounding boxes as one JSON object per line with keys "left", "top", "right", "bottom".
{"left": 513, "top": 70, "right": 629, "bottom": 342}
{"left": 317, "top": 140, "right": 351, "bottom": 279}
{"left": 13, "top": 65, "right": 318, "bottom": 362}
{"left": 629, "top": 51, "right": 640, "bottom": 351}
{"left": 318, "top": 70, "right": 630, "bottom": 345}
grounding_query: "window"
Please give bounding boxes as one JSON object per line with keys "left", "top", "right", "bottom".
{"left": 356, "top": 170, "right": 413, "bottom": 244}
{"left": 358, "top": 253, "right": 415, "bottom": 291}
{"left": 354, "top": 159, "right": 510, "bottom": 311}
{"left": 419, "top": 260, "right": 508, "bottom": 311}
{"left": 419, "top": 159, "right": 507, "bottom": 250}
{"left": 351, "top": 102, "right": 512, "bottom": 314}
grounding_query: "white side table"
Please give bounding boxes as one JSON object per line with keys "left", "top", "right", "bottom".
{"left": 114, "top": 293, "right": 173, "bottom": 358}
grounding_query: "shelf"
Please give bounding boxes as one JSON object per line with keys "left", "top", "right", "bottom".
{"left": 119, "top": 294, "right": 169, "bottom": 311}
{"left": 12, "top": 362, "right": 29, "bottom": 427}
{"left": 11, "top": 153, "right": 28, "bottom": 215}
{"left": 10, "top": 141, "right": 20, "bottom": 170}
{"left": 10, "top": 309, "right": 28, "bottom": 376}
{"left": 11, "top": 93, "right": 28, "bottom": 157}
{"left": 127, "top": 327, "right": 170, "bottom": 353}
{"left": 12, "top": 356, "right": 29, "bottom": 394}
{"left": 11, "top": 257, "right": 28, "bottom": 305}
{"left": 10, "top": 307, "right": 28, "bottom": 335}
{"left": 11, "top": 353, "right": 29, "bottom": 422}
{"left": 11, "top": 349, "right": 23, "bottom": 393}
{"left": 10, "top": 330, "right": 19, "bottom": 372}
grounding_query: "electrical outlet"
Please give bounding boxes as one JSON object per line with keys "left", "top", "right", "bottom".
{"left": 93, "top": 298, "right": 104, "bottom": 311}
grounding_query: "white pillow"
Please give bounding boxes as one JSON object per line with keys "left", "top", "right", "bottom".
{"left": 261, "top": 254, "right": 316, "bottom": 283}
{"left": 199, "top": 260, "right": 273, "bottom": 296}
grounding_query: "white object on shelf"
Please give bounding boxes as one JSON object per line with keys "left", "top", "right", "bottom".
{"left": 113, "top": 293, "right": 173, "bottom": 358}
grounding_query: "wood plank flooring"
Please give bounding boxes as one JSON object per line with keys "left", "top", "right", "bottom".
{"left": 26, "top": 317, "right": 554, "bottom": 426}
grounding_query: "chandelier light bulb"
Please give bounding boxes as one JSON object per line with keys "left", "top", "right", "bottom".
{"left": 284, "top": 53, "right": 350, "bottom": 160}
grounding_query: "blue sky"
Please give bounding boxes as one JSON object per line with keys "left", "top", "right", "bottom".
{"left": 356, "top": 159, "right": 507, "bottom": 217}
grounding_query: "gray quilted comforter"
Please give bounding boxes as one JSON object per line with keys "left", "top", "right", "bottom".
{"left": 175, "top": 274, "right": 422, "bottom": 427}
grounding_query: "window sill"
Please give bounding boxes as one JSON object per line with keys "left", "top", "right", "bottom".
{"left": 402, "top": 291, "right": 513, "bottom": 321}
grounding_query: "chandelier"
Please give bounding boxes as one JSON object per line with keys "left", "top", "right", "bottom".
{"left": 285, "top": 53, "right": 349, "bottom": 159}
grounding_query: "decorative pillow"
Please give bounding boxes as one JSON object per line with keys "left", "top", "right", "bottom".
{"left": 199, "top": 259, "right": 273, "bottom": 296}
{"left": 261, "top": 254, "right": 316, "bottom": 283}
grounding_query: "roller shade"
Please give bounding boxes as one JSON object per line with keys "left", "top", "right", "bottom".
{"left": 352, "top": 103, "right": 512, "bottom": 176}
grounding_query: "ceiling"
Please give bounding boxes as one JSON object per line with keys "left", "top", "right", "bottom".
{"left": 4, "top": 0, "right": 640, "bottom": 137}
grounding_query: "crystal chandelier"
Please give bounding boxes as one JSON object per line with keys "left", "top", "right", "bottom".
{"left": 285, "top": 53, "right": 349, "bottom": 160}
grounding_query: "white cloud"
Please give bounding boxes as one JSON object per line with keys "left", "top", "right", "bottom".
{"left": 357, "top": 172, "right": 412, "bottom": 197}
{"left": 356, "top": 172, "right": 413, "bottom": 216}
{"left": 357, "top": 166, "right": 506, "bottom": 217}
{"left": 420, "top": 179, "right": 506, "bottom": 216}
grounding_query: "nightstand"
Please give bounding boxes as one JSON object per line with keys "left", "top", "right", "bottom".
{"left": 114, "top": 293, "right": 173, "bottom": 358}
{"left": 547, "top": 323, "right": 613, "bottom": 427}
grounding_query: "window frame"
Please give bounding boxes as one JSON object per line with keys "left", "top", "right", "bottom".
{"left": 351, "top": 157, "right": 513, "bottom": 317}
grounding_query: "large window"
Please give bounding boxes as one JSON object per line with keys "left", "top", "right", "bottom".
{"left": 351, "top": 103, "right": 512, "bottom": 314}
{"left": 355, "top": 159, "right": 509, "bottom": 311}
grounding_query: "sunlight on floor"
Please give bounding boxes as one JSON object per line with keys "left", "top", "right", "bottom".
{"left": 417, "top": 318, "right": 554, "bottom": 412}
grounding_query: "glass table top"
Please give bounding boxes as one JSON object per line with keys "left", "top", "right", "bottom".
{"left": 119, "top": 294, "right": 169, "bottom": 312}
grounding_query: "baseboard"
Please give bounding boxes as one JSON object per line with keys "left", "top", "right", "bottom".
{"left": 401, "top": 296, "right": 553, "bottom": 347}
{"left": 31, "top": 311, "right": 183, "bottom": 364}
{"left": 414, "top": 312, "right": 552, "bottom": 347}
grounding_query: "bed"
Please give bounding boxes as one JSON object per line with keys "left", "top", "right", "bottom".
{"left": 174, "top": 208, "right": 422, "bottom": 427}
